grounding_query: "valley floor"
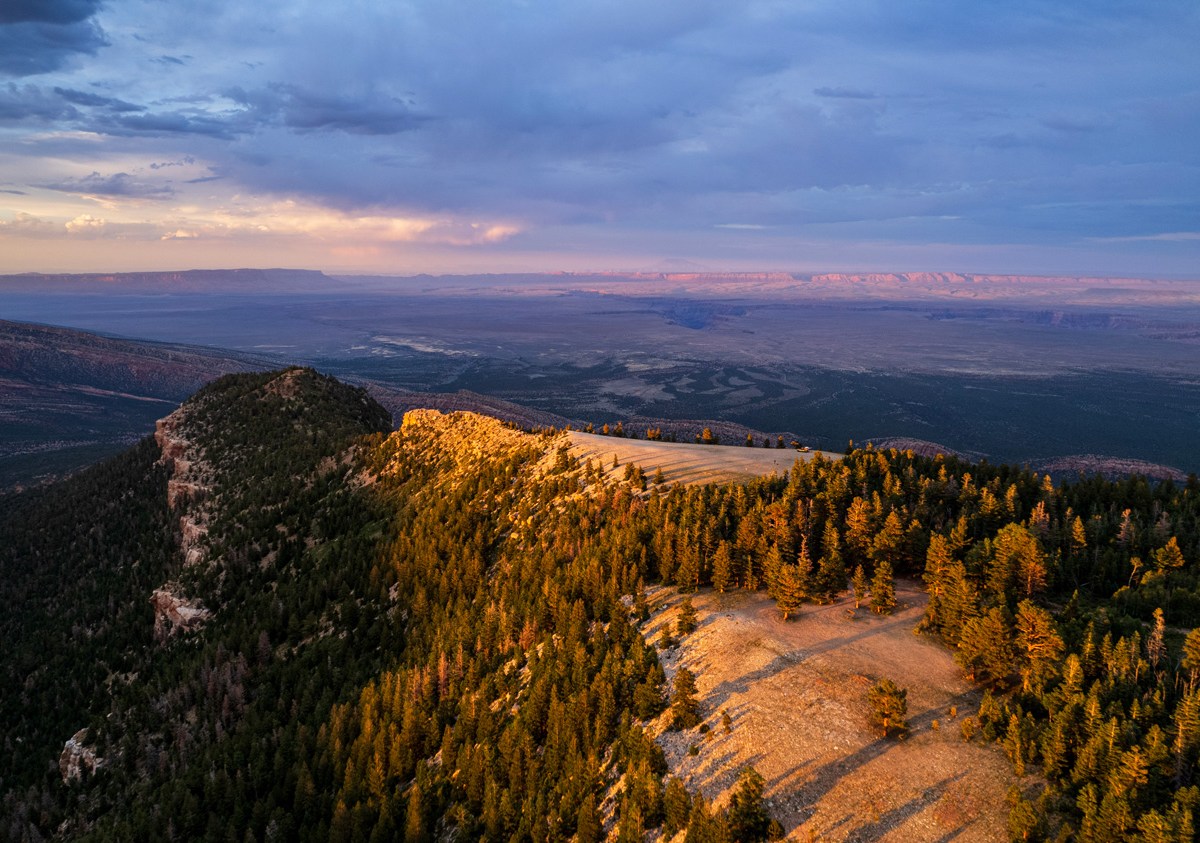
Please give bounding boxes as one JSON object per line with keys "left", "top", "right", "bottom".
{"left": 647, "top": 582, "right": 1019, "bottom": 842}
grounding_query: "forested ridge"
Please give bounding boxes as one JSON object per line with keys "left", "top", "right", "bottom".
{"left": 1, "top": 368, "right": 1198, "bottom": 841}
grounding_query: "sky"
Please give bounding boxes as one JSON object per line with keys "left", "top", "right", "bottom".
{"left": 0, "top": 0, "right": 1198, "bottom": 276}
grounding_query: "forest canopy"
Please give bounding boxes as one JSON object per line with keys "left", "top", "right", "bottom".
{"left": 1, "top": 369, "right": 1198, "bottom": 841}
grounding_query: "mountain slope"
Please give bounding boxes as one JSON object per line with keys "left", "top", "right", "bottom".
{"left": 0, "top": 320, "right": 268, "bottom": 489}
{"left": 3, "top": 370, "right": 1200, "bottom": 841}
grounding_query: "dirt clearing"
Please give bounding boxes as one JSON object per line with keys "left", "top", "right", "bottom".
{"left": 646, "top": 582, "right": 1019, "bottom": 841}
{"left": 567, "top": 431, "right": 837, "bottom": 487}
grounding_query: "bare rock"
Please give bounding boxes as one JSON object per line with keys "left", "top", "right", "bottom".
{"left": 154, "top": 415, "right": 189, "bottom": 466}
{"left": 151, "top": 587, "right": 211, "bottom": 641}
{"left": 59, "top": 728, "right": 101, "bottom": 783}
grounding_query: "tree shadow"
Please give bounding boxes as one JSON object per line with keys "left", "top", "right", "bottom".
{"left": 767, "top": 733, "right": 899, "bottom": 818}
{"left": 844, "top": 772, "right": 968, "bottom": 841}
{"left": 906, "top": 690, "right": 982, "bottom": 737}
{"left": 697, "top": 614, "right": 914, "bottom": 711}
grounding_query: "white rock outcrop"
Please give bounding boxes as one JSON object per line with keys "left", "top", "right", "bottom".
{"left": 59, "top": 728, "right": 101, "bottom": 783}
{"left": 151, "top": 587, "right": 211, "bottom": 641}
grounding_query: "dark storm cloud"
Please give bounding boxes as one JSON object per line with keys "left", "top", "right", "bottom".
{"left": 0, "top": 0, "right": 107, "bottom": 77}
{"left": 0, "top": 0, "right": 103, "bottom": 25}
{"left": 0, "top": 19, "right": 108, "bottom": 76}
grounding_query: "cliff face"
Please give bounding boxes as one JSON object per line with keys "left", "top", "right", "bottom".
{"left": 154, "top": 409, "right": 212, "bottom": 566}
{"left": 59, "top": 729, "right": 102, "bottom": 784}
{"left": 149, "top": 588, "right": 211, "bottom": 641}
{"left": 150, "top": 402, "right": 216, "bottom": 640}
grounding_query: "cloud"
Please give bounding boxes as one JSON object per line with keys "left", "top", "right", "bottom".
{"left": 0, "top": 211, "right": 58, "bottom": 236}
{"left": 217, "top": 203, "right": 522, "bottom": 246}
{"left": 54, "top": 86, "right": 144, "bottom": 113}
{"left": 102, "top": 109, "right": 253, "bottom": 139}
{"left": 1, "top": 0, "right": 1198, "bottom": 272}
{"left": 64, "top": 212, "right": 105, "bottom": 233}
{"left": 1090, "top": 231, "right": 1200, "bottom": 243}
{"left": 813, "top": 87, "right": 877, "bottom": 99}
{"left": 0, "top": 18, "right": 107, "bottom": 77}
{"left": 43, "top": 171, "right": 175, "bottom": 199}
{"left": 149, "top": 157, "right": 196, "bottom": 170}
{"left": 223, "top": 84, "right": 426, "bottom": 136}
{"left": 0, "top": 83, "right": 79, "bottom": 120}
{"left": 0, "top": 0, "right": 103, "bottom": 26}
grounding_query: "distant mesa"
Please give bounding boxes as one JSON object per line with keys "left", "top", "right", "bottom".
{"left": 0, "top": 268, "right": 333, "bottom": 293}
{"left": 869, "top": 437, "right": 979, "bottom": 461}
{"left": 1032, "top": 455, "right": 1189, "bottom": 483}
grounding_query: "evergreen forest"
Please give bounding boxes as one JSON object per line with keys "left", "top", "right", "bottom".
{"left": 1, "top": 368, "right": 1198, "bottom": 842}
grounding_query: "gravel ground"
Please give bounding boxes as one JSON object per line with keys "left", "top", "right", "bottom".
{"left": 567, "top": 431, "right": 836, "bottom": 487}
{"left": 645, "top": 582, "right": 1019, "bottom": 842}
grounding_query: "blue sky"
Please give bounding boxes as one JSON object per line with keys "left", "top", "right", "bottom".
{"left": 1, "top": 0, "right": 1197, "bottom": 275}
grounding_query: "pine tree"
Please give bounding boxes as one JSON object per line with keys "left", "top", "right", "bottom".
{"left": 814, "top": 521, "right": 845, "bottom": 601}
{"left": 938, "top": 560, "right": 980, "bottom": 644}
{"left": 870, "top": 511, "right": 904, "bottom": 568}
{"left": 774, "top": 563, "right": 804, "bottom": 621}
{"left": 671, "top": 668, "right": 701, "bottom": 730}
{"left": 851, "top": 565, "right": 869, "bottom": 609}
{"left": 922, "top": 533, "right": 953, "bottom": 628}
{"left": 956, "top": 607, "right": 1014, "bottom": 683}
{"left": 663, "top": 777, "right": 692, "bottom": 839}
{"left": 727, "top": 767, "right": 772, "bottom": 842}
{"left": 1146, "top": 607, "right": 1167, "bottom": 673}
{"left": 868, "top": 679, "right": 908, "bottom": 738}
{"left": 676, "top": 541, "right": 700, "bottom": 592}
{"left": 844, "top": 497, "right": 873, "bottom": 567}
{"left": 576, "top": 793, "right": 603, "bottom": 843}
{"left": 616, "top": 800, "right": 644, "bottom": 843}
{"left": 762, "top": 544, "right": 784, "bottom": 599}
{"left": 987, "top": 524, "right": 1045, "bottom": 600}
{"left": 1014, "top": 601, "right": 1064, "bottom": 695}
{"left": 795, "top": 537, "right": 813, "bottom": 597}
{"left": 1069, "top": 516, "right": 1088, "bottom": 557}
{"left": 1173, "top": 691, "right": 1200, "bottom": 786}
{"left": 684, "top": 794, "right": 732, "bottom": 843}
{"left": 711, "top": 541, "right": 734, "bottom": 594}
{"left": 1154, "top": 537, "right": 1187, "bottom": 571}
{"left": 403, "top": 783, "right": 425, "bottom": 843}
{"left": 1181, "top": 628, "right": 1200, "bottom": 691}
{"left": 677, "top": 596, "right": 698, "bottom": 635}
{"left": 870, "top": 560, "right": 896, "bottom": 615}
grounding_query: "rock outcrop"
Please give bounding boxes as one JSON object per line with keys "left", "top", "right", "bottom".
{"left": 151, "top": 407, "right": 215, "bottom": 639}
{"left": 155, "top": 409, "right": 211, "bottom": 564}
{"left": 151, "top": 587, "right": 211, "bottom": 641}
{"left": 59, "top": 728, "right": 101, "bottom": 783}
